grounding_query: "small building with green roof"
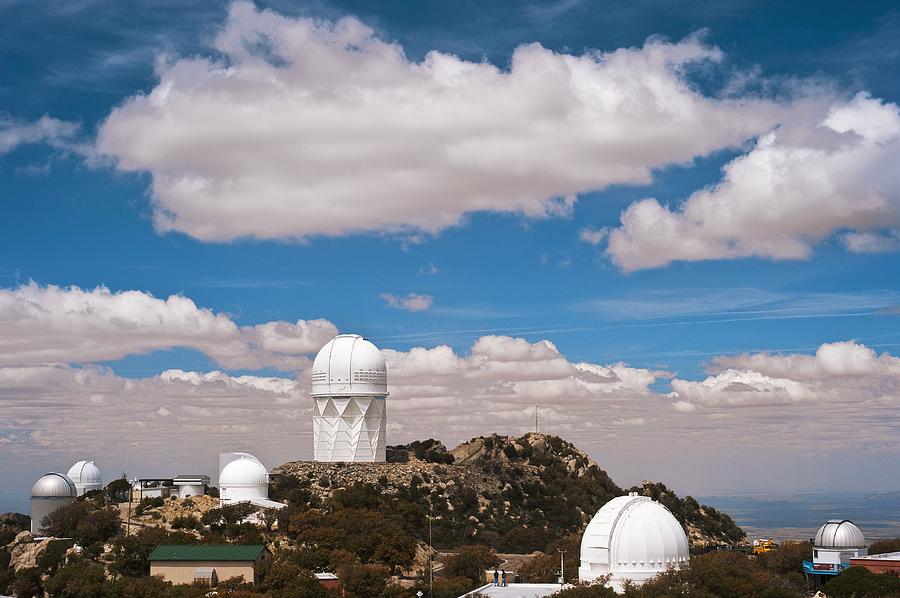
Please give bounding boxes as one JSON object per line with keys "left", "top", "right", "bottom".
{"left": 148, "top": 544, "right": 266, "bottom": 586}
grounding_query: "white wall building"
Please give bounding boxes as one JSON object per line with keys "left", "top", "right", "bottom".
{"left": 310, "top": 334, "right": 388, "bottom": 462}
{"left": 66, "top": 460, "right": 102, "bottom": 496}
{"left": 579, "top": 493, "right": 690, "bottom": 593}
{"left": 31, "top": 473, "right": 77, "bottom": 534}
{"left": 173, "top": 475, "right": 210, "bottom": 498}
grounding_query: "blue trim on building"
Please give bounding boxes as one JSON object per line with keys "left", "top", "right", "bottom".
{"left": 802, "top": 560, "right": 844, "bottom": 576}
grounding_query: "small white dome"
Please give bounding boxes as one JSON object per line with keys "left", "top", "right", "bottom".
{"left": 219, "top": 455, "right": 268, "bottom": 488}
{"left": 815, "top": 519, "right": 866, "bottom": 548}
{"left": 67, "top": 461, "right": 102, "bottom": 485}
{"left": 311, "top": 334, "right": 387, "bottom": 397}
{"left": 31, "top": 473, "right": 77, "bottom": 499}
{"left": 580, "top": 494, "right": 689, "bottom": 592}
{"left": 219, "top": 454, "right": 268, "bottom": 504}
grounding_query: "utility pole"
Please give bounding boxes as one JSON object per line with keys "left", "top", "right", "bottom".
{"left": 534, "top": 404, "right": 539, "bottom": 433}
{"left": 428, "top": 514, "right": 434, "bottom": 598}
{"left": 557, "top": 548, "right": 565, "bottom": 587}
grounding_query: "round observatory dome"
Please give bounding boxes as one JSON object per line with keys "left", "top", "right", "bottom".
{"left": 31, "top": 473, "right": 77, "bottom": 499}
{"left": 580, "top": 494, "right": 689, "bottom": 592}
{"left": 814, "top": 519, "right": 866, "bottom": 548}
{"left": 66, "top": 461, "right": 102, "bottom": 496}
{"left": 311, "top": 334, "right": 387, "bottom": 397}
{"left": 219, "top": 454, "right": 268, "bottom": 503}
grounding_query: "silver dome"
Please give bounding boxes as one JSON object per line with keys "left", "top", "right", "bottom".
{"left": 814, "top": 519, "right": 866, "bottom": 548}
{"left": 31, "top": 473, "right": 77, "bottom": 499}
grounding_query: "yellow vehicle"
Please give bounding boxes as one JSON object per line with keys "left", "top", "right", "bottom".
{"left": 752, "top": 539, "right": 777, "bottom": 555}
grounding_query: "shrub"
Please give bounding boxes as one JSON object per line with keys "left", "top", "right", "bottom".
{"left": 337, "top": 563, "right": 390, "bottom": 598}
{"left": 104, "top": 478, "right": 132, "bottom": 503}
{"left": 869, "top": 537, "right": 900, "bottom": 555}
{"left": 40, "top": 502, "right": 120, "bottom": 553}
{"left": 551, "top": 585, "right": 617, "bottom": 598}
{"left": 44, "top": 560, "right": 106, "bottom": 598}
{"left": 443, "top": 545, "right": 500, "bottom": 585}
{"left": 37, "top": 538, "right": 75, "bottom": 574}
{"left": 170, "top": 515, "right": 200, "bottom": 530}
{"left": 823, "top": 565, "right": 900, "bottom": 598}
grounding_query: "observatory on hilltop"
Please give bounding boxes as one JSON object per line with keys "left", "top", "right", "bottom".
{"left": 803, "top": 518, "right": 868, "bottom": 584}
{"left": 580, "top": 493, "right": 690, "bottom": 593}
{"left": 31, "top": 473, "right": 77, "bottom": 534}
{"left": 66, "top": 460, "right": 102, "bottom": 496}
{"left": 311, "top": 334, "right": 388, "bottom": 462}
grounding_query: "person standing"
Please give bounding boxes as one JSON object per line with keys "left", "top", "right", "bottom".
{"left": 493, "top": 569, "right": 499, "bottom": 586}
{"left": 501, "top": 569, "right": 507, "bottom": 587}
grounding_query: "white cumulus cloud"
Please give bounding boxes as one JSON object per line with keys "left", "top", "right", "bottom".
{"left": 606, "top": 93, "right": 900, "bottom": 270}
{"left": 381, "top": 293, "right": 434, "bottom": 312}
{"left": 96, "top": 1, "right": 780, "bottom": 242}
{"left": 0, "top": 283, "right": 337, "bottom": 370}
{"left": 0, "top": 116, "right": 82, "bottom": 154}
{"left": 670, "top": 340, "right": 900, "bottom": 408}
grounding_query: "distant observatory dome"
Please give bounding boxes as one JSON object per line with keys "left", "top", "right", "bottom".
{"left": 311, "top": 334, "right": 388, "bottom": 397}
{"left": 219, "top": 454, "right": 268, "bottom": 504}
{"left": 580, "top": 493, "right": 689, "bottom": 593}
{"left": 814, "top": 519, "right": 866, "bottom": 549}
{"left": 31, "top": 473, "right": 77, "bottom": 534}
{"left": 66, "top": 461, "right": 102, "bottom": 496}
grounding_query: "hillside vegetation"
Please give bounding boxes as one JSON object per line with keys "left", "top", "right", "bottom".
{"left": 277, "top": 432, "right": 745, "bottom": 550}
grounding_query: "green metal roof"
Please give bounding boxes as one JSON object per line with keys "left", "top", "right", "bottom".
{"left": 148, "top": 544, "right": 265, "bottom": 562}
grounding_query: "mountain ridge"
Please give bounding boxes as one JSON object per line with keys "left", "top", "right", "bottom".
{"left": 274, "top": 432, "right": 745, "bottom": 550}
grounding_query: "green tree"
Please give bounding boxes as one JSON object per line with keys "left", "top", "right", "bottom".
{"left": 11, "top": 567, "right": 43, "bottom": 598}
{"left": 373, "top": 530, "right": 417, "bottom": 571}
{"left": 37, "top": 539, "right": 75, "bottom": 574}
{"left": 758, "top": 541, "right": 811, "bottom": 575}
{"left": 551, "top": 585, "right": 617, "bottom": 598}
{"left": 442, "top": 544, "right": 501, "bottom": 585}
{"left": 823, "top": 566, "right": 900, "bottom": 598}
{"left": 108, "top": 527, "right": 197, "bottom": 577}
{"left": 621, "top": 551, "right": 805, "bottom": 598}
{"left": 260, "top": 559, "right": 327, "bottom": 598}
{"left": 105, "top": 478, "right": 132, "bottom": 503}
{"left": 44, "top": 560, "right": 106, "bottom": 598}
{"left": 869, "top": 537, "right": 900, "bottom": 555}
{"left": 519, "top": 552, "right": 558, "bottom": 583}
{"left": 40, "top": 502, "right": 120, "bottom": 556}
{"left": 338, "top": 563, "right": 390, "bottom": 598}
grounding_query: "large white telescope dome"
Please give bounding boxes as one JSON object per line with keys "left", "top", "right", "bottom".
{"left": 580, "top": 493, "right": 690, "bottom": 593}
{"left": 814, "top": 519, "right": 866, "bottom": 549}
{"left": 311, "top": 334, "right": 387, "bottom": 397}
{"left": 66, "top": 461, "right": 102, "bottom": 496}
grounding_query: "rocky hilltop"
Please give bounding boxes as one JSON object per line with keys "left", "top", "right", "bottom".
{"left": 275, "top": 433, "right": 744, "bottom": 550}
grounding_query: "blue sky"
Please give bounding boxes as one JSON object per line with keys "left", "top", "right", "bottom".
{"left": 0, "top": 0, "right": 898, "bottom": 504}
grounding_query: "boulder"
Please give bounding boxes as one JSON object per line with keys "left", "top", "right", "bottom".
{"left": 8, "top": 536, "right": 50, "bottom": 572}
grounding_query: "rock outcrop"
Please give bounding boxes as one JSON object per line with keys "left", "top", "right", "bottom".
{"left": 6, "top": 531, "right": 50, "bottom": 572}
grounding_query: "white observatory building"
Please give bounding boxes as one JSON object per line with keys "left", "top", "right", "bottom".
{"left": 580, "top": 493, "right": 690, "bottom": 593}
{"left": 218, "top": 452, "right": 284, "bottom": 510}
{"left": 31, "top": 473, "right": 77, "bottom": 534}
{"left": 311, "top": 334, "right": 388, "bottom": 462}
{"left": 803, "top": 519, "right": 868, "bottom": 580}
{"left": 219, "top": 453, "right": 269, "bottom": 504}
{"left": 66, "top": 460, "right": 102, "bottom": 496}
